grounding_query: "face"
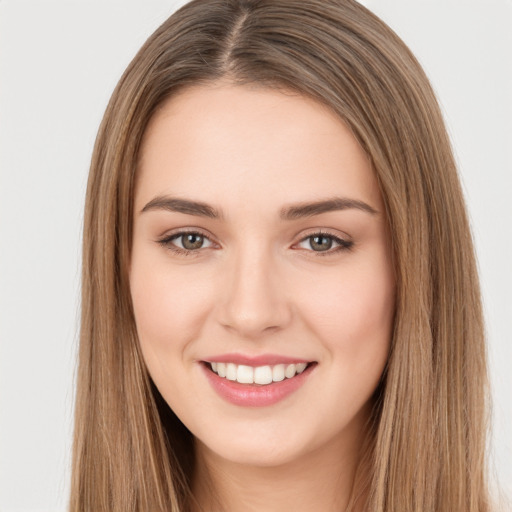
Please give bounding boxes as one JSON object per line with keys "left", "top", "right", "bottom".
{"left": 130, "top": 84, "right": 395, "bottom": 468}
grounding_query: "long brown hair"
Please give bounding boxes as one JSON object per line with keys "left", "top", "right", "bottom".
{"left": 70, "top": 1, "right": 491, "bottom": 510}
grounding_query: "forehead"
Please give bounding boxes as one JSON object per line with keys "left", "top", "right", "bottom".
{"left": 136, "top": 84, "right": 382, "bottom": 216}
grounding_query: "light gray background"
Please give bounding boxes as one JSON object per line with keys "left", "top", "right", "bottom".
{"left": 1, "top": 1, "right": 510, "bottom": 510}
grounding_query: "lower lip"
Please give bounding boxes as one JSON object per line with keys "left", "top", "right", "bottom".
{"left": 201, "top": 363, "right": 315, "bottom": 407}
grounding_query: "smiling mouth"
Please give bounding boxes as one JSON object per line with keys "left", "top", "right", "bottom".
{"left": 204, "top": 361, "right": 315, "bottom": 385}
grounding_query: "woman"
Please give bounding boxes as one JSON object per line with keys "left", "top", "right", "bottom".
{"left": 70, "top": 0, "right": 491, "bottom": 510}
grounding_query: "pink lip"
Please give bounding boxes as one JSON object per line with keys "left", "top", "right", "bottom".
{"left": 203, "top": 353, "right": 311, "bottom": 366}
{"left": 200, "top": 361, "right": 316, "bottom": 407}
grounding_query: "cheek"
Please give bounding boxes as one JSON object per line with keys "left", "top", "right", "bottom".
{"left": 129, "top": 256, "right": 213, "bottom": 360}
{"left": 297, "top": 260, "right": 394, "bottom": 422}
{"left": 301, "top": 257, "right": 395, "bottom": 362}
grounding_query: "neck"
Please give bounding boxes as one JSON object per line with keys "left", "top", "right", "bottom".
{"left": 190, "top": 413, "right": 373, "bottom": 512}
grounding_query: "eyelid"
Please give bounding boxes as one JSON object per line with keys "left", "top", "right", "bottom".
{"left": 156, "top": 227, "right": 353, "bottom": 257}
{"left": 156, "top": 228, "right": 218, "bottom": 255}
{"left": 293, "top": 229, "right": 354, "bottom": 255}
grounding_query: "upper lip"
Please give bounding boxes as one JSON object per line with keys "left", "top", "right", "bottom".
{"left": 202, "top": 353, "right": 314, "bottom": 366}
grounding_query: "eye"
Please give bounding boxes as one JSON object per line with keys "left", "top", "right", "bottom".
{"left": 158, "top": 230, "right": 214, "bottom": 255}
{"left": 296, "top": 232, "right": 353, "bottom": 255}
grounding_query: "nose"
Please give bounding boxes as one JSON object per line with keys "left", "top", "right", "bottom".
{"left": 217, "top": 247, "right": 292, "bottom": 340}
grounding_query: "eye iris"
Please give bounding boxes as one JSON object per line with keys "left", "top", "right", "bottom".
{"left": 310, "top": 235, "right": 333, "bottom": 251}
{"left": 182, "top": 233, "right": 204, "bottom": 250}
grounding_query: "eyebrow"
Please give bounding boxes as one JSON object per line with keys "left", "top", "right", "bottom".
{"left": 140, "top": 195, "right": 378, "bottom": 219}
{"left": 141, "top": 196, "right": 222, "bottom": 218}
{"left": 280, "top": 197, "right": 378, "bottom": 219}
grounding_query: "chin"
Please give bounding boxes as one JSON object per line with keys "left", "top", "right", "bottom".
{"left": 208, "top": 442, "right": 305, "bottom": 468}
{"left": 195, "top": 424, "right": 314, "bottom": 468}
{"left": 195, "top": 413, "right": 355, "bottom": 471}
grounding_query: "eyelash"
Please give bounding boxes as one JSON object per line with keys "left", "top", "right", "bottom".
{"left": 157, "top": 229, "right": 354, "bottom": 257}
{"left": 296, "top": 231, "right": 354, "bottom": 257}
{"left": 157, "top": 230, "right": 214, "bottom": 258}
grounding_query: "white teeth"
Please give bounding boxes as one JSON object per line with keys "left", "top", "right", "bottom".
{"left": 226, "top": 363, "right": 237, "bottom": 381}
{"left": 217, "top": 362, "right": 226, "bottom": 377}
{"left": 296, "top": 362, "right": 307, "bottom": 374}
{"left": 254, "top": 365, "right": 273, "bottom": 385}
{"left": 272, "top": 364, "right": 285, "bottom": 382}
{"left": 209, "top": 361, "right": 310, "bottom": 385}
{"left": 237, "top": 365, "right": 254, "bottom": 384}
{"left": 285, "top": 364, "right": 297, "bottom": 379}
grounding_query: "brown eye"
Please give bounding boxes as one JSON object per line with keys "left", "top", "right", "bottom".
{"left": 180, "top": 233, "right": 205, "bottom": 250}
{"left": 309, "top": 235, "right": 333, "bottom": 252}
{"left": 296, "top": 232, "right": 353, "bottom": 255}
{"left": 158, "top": 231, "right": 214, "bottom": 254}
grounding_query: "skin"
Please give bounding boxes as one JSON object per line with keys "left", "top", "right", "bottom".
{"left": 130, "top": 83, "right": 396, "bottom": 512}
